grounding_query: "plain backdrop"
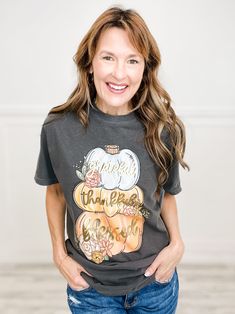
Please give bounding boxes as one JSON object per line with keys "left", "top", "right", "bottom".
{"left": 0, "top": 0, "right": 234, "bottom": 264}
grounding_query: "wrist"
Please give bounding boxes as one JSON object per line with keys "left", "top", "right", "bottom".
{"left": 57, "top": 254, "right": 69, "bottom": 269}
{"left": 53, "top": 246, "right": 68, "bottom": 267}
{"left": 169, "top": 238, "right": 185, "bottom": 250}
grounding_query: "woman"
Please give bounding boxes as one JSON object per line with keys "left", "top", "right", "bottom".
{"left": 34, "top": 6, "right": 189, "bottom": 314}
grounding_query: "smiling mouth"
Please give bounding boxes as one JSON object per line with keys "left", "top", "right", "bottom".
{"left": 106, "top": 82, "right": 128, "bottom": 92}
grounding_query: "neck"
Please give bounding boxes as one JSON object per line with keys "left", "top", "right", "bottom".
{"left": 95, "top": 100, "right": 132, "bottom": 116}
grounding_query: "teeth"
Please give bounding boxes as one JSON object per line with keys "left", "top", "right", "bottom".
{"left": 108, "top": 83, "right": 127, "bottom": 90}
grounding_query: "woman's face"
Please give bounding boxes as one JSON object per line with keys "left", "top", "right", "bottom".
{"left": 91, "top": 27, "right": 145, "bottom": 114}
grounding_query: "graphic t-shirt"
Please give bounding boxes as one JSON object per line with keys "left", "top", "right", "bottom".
{"left": 34, "top": 103, "right": 182, "bottom": 296}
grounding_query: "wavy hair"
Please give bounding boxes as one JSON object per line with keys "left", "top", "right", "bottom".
{"left": 48, "top": 5, "right": 190, "bottom": 194}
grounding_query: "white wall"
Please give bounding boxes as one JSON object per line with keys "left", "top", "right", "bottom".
{"left": 0, "top": 0, "right": 234, "bottom": 264}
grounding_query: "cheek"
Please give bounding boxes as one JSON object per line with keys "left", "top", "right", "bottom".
{"left": 94, "top": 60, "right": 110, "bottom": 80}
{"left": 131, "top": 69, "right": 144, "bottom": 87}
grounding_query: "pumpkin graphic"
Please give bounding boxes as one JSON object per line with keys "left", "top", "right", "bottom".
{"left": 73, "top": 182, "right": 143, "bottom": 217}
{"left": 77, "top": 145, "right": 140, "bottom": 190}
{"left": 73, "top": 145, "right": 148, "bottom": 264}
{"left": 76, "top": 211, "right": 144, "bottom": 261}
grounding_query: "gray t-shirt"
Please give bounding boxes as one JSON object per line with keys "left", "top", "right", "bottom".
{"left": 34, "top": 103, "right": 182, "bottom": 296}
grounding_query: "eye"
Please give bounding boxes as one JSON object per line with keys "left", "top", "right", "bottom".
{"left": 102, "top": 56, "right": 113, "bottom": 61}
{"left": 129, "top": 59, "right": 139, "bottom": 64}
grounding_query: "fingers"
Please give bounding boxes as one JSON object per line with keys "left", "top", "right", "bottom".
{"left": 62, "top": 268, "right": 90, "bottom": 289}
{"left": 57, "top": 255, "right": 92, "bottom": 289}
{"left": 144, "top": 261, "right": 161, "bottom": 277}
{"left": 80, "top": 268, "right": 93, "bottom": 277}
{"left": 72, "top": 274, "right": 90, "bottom": 289}
{"left": 155, "top": 269, "right": 175, "bottom": 283}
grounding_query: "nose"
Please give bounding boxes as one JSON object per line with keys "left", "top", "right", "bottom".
{"left": 112, "top": 61, "right": 127, "bottom": 81}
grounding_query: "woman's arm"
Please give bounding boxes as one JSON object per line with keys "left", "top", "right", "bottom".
{"left": 160, "top": 192, "right": 184, "bottom": 247}
{"left": 46, "top": 183, "right": 67, "bottom": 266}
{"left": 45, "top": 183, "right": 92, "bottom": 289}
{"left": 144, "top": 192, "right": 185, "bottom": 281}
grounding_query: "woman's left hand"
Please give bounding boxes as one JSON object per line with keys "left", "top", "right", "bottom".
{"left": 144, "top": 240, "right": 185, "bottom": 283}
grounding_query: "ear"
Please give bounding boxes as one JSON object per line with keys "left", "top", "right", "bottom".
{"left": 89, "top": 67, "right": 93, "bottom": 74}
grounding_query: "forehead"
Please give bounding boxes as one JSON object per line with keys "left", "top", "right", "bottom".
{"left": 95, "top": 27, "right": 142, "bottom": 57}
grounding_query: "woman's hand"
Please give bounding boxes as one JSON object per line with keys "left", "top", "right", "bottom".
{"left": 144, "top": 240, "right": 185, "bottom": 283}
{"left": 54, "top": 253, "right": 93, "bottom": 290}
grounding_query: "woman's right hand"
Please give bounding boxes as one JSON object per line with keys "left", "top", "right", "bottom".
{"left": 55, "top": 254, "right": 92, "bottom": 290}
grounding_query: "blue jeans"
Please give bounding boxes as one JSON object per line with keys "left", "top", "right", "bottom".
{"left": 66, "top": 268, "right": 179, "bottom": 313}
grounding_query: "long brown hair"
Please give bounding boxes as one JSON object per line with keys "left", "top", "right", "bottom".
{"left": 48, "top": 5, "right": 190, "bottom": 194}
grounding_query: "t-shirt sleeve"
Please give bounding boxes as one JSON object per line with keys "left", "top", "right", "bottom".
{"left": 34, "top": 126, "right": 59, "bottom": 186}
{"left": 163, "top": 157, "right": 182, "bottom": 195}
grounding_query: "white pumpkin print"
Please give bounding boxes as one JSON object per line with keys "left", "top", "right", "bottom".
{"left": 83, "top": 145, "right": 140, "bottom": 190}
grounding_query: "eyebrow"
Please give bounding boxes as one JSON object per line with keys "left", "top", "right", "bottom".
{"left": 99, "top": 50, "right": 141, "bottom": 58}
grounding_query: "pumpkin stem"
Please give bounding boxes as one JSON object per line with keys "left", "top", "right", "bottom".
{"left": 104, "top": 145, "right": 119, "bottom": 155}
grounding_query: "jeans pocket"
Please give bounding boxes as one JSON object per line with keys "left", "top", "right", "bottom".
{"left": 154, "top": 269, "right": 176, "bottom": 286}
{"left": 67, "top": 283, "right": 92, "bottom": 294}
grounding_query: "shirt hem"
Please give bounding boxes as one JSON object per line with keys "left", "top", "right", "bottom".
{"left": 163, "top": 186, "right": 182, "bottom": 195}
{"left": 34, "top": 176, "right": 59, "bottom": 186}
